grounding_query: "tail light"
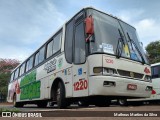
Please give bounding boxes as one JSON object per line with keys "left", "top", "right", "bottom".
{"left": 152, "top": 90, "right": 156, "bottom": 94}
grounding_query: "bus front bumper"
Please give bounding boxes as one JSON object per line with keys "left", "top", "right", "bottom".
{"left": 89, "top": 76, "right": 152, "bottom": 98}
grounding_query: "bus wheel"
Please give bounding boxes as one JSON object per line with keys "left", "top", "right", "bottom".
{"left": 49, "top": 101, "right": 55, "bottom": 107}
{"left": 37, "top": 101, "right": 48, "bottom": 108}
{"left": 13, "top": 94, "right": 24, "bottom": 108}
{"left": 118, "top": 99, "right": 128, "bottom": 106}
{"left": 78, "top": 101, "right": 89, "bottom": 107}
{"left": 56, "top": 82, "right": 68, "bottom": 109}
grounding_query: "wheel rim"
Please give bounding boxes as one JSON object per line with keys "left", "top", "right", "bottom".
{"left": 78, "top": 101, "right": 82, "bottom": 105}
{"left": 119, "top": 99, "right": 125, "bottom": 105}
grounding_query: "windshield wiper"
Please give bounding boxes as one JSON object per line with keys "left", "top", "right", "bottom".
{"left": 116, "top": 29, "right": 125, "bottom": 58}
{"left": 127, "top": 32, "right": 145, "bottom": 64}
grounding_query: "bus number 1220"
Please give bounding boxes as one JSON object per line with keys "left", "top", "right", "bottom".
{"left": 73, "top": 79, "right": 88, "bottom": 91}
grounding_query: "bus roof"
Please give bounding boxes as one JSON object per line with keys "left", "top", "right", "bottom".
{"left": 84, "top": 7, "right": 136, "bottom": 30}
{"left": 151, "top": 62, "right": 160, "bottom": 67}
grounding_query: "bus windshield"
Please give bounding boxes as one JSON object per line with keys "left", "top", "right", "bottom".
{"left": 89, "top": 9, "right": 149, "bottom": 64}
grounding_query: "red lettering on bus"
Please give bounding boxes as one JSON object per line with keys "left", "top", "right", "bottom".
{"left": 74, "top": 80, "right": 88, "bottom": 91}
{"left": 105, "top": 59, "right": 113, "bottom": 64}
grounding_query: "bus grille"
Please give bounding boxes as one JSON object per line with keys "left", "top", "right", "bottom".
{"left": 117, "top": 69, "right": 144, "bottom": 79}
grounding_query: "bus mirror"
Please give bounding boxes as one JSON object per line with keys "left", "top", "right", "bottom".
{"left": 85, "top": 16, "right": 94, "bottom": 34}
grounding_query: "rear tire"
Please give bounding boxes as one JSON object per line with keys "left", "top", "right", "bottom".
{"left": 56, "top": 82, "right": 68, "bottom": 109}
{"left": 13, "top": 94, "right": 24, "bottom": 108}
{"left": 78, "top": 101, "right": 89, "bottom": 107}
{"left": 49, "top": 102, "right": 55, "bottom": 107}
{"left": 118, "top": 99, "right": 128, "bottom": 106}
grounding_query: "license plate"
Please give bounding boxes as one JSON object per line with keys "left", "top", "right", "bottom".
{"left": 127, "top": 84, "right": 137, "bottom": 90}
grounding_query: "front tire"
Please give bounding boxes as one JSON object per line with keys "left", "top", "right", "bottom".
{"left": 56, "top": 82, "right": 68, "bottom": 109}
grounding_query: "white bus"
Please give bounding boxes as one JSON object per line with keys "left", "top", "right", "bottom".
{"left": 7, "top": 7, "right": 152, "bottom": 108}
{"left": 149, "top": 63, "right": 160, "bottom": 103}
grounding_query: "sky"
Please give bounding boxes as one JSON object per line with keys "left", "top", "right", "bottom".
{"left": 0, "top": 0, "right": 160, "bottom": 61}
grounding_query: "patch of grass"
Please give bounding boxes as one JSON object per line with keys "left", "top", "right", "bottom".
{"left": 0, "top": 108, "right": 20, "bottom": 113}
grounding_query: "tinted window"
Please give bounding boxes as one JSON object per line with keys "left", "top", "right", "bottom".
{"left": 28, "top": 56, "right": 33, "bottom": 70}
{"left": 34, "top": 52, "right": 39, "bottom": 66}
{"left": 14, "top": 68, "right": 19, "bottom": 79}
{"left": 119, "top": 21, "right": 148, "bottom": 63}
{"left": 53, "top": 32, "right": 61, "bottom": 54}
{"left": 20, "top": 63, "right": 25, "bottom": 76}
{"left": 65, "top": 19, "right": 74, "bottom": 63}
{"left": 47, "top": 40, "right": 53, "bottom": 58}
{"left": 152, "top": 65, "right": 160, "bottom": 79}
{"left": 10, "top": 72, "right": 14, "bottom": 82}
{"left": 39, "top": 46, "right": 45, "bottom": 63}
{"left": 74, "top": 22, "right": 86, "bottom": 64}
{"left": 91, "top": 10, "right": 125, "bottom": 56}
{"left": 26, "top": 60, "right": 30, "bottom": 72}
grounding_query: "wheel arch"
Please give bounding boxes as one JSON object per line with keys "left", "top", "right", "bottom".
{"left": 50, "top": 77, "right": 66, "bottom": 100}
{"left": 13, "top": 92, "right": 16, "bottom": 101}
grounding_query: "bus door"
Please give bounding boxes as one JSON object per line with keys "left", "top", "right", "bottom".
{"left": 73, "top": 21, "right": 89, "bottom": 97}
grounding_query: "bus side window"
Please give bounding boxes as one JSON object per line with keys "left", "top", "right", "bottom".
{"left": 14, "top": 68, "right": 19, "bottom": 80}
{"left": 28, "top": 56, "right": 33, "bottom": 70}
{"left": 34, "top": 52, "right": 39, "bottom": 66}
{"left": 74, "top": 22, "right": 86, "bottom": 64}
{"left": 65, "top": 19, "right": 74, "bottom": 63}
{"left": 47, "top": 40, "right": 53, "bottom": 58}
{"left": 26, "top": 59, "right": 30, "bottom": 72}
{"left": 20, "top": 63, "right": 25, "bottom": 76}
{"left": 10, "top": 72, "right": 14, "bottom": 82}
{"left": 39, "top": 46, "right": 45, "bottom": 63}
{"left": 53, "top": 32, "right": 62, "bottom": 54}
{"left": 26, "top": 56, "right": 34, "bottom": 72}
{"left": 152, "top": 66, "right": 160, "bottom": 79}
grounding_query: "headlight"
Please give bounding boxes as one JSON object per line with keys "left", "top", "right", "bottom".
{"left": 144, "top": 75, "right": 152, "bottom": 82}
{"left": 93, "top": 67, "right": 103, "bottom": 74}
{"left": 93, "top": 67, "right": 117, "bottom": 75}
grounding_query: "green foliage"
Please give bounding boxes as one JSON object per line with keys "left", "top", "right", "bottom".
{"left": 145, "top": 40, "right": 160, "bottom": 64}
{"left": 0, "top": 73, "right": 10, "bottom": 97}
{"left": 0, "top": 58, "right": 20, "bottom": 101}
{"left": 0, "top": 108, "right": 20, "bottom": 112}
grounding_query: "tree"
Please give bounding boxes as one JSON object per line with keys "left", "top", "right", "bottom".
{"left": 0, "top": 58, "right": 20, "bottom": 101}
{"left": 145, "top": 40, "right": 160, "bottom": 64}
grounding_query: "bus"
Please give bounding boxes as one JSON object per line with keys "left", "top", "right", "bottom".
{"left": 7, "top": 7, "right": 152, "bottom": 108}
{"left": 117, "top": 63, "right": 160, "bottom": 106}
{"left": 149, "top": 63, "right": 160, "bottom": 103}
